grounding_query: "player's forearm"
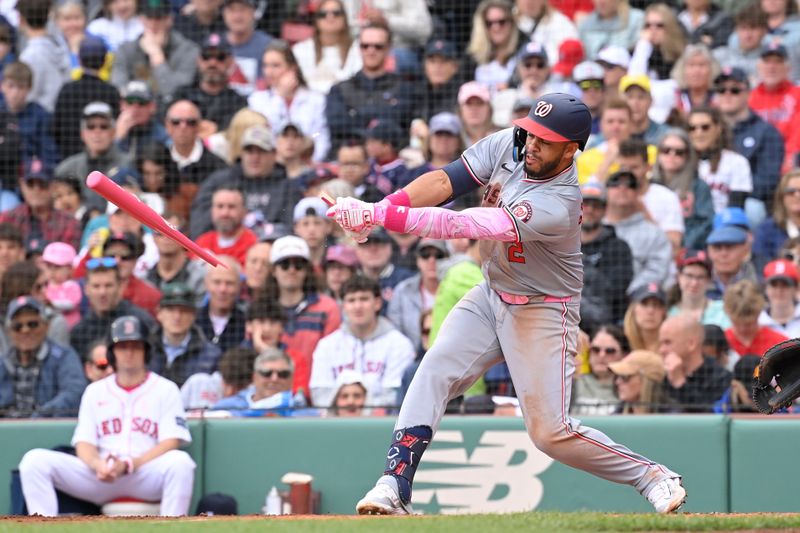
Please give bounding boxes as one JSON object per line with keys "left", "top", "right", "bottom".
{"left": 399, "top": 169, "right": 454, "bottom": 207}
{"left": 381, "top": 205, "right": 518, "bottom": 242}
{"left": 133, "top": 438, "right": 181, "bottom": 469}
{"left": 75, "top": 442, "right": 102, "bottom": 470}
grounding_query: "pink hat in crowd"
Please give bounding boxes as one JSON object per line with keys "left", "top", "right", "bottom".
{"left": 458, "top": 81, "right": 491, "bottom": 105}
{"left": 325, "top": 245, "right": 359, "bottom": 269}
{"left": 41, "top": 242, "right": 77, "bottom": 267}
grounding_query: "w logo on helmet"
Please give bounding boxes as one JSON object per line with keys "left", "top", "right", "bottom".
{"left": 533, "top": 101, "right": 554, "bottom": 117}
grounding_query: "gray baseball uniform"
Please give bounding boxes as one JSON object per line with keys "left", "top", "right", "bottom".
{"left": 397, "top": 128, "right": 678, "bottom": 497}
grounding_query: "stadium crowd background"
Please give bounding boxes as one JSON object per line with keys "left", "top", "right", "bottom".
{"left": 0, "top": 0, "right": 798, "bottom": 419}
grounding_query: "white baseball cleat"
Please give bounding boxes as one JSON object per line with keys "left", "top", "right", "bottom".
{"left": 356, "top": 475, "right": 413, "bottom": 515}
{"left": 646, "top": 477, "right": 687, "bottom": 513}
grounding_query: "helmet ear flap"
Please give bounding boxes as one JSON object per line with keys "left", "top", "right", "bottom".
{"left": 512, "top": 126, "right": 526, "bottom": 163}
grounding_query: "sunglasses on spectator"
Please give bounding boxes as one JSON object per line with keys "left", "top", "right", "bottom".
{"left": 606, "top": 173, "right": 638, "bottom": 189}
{"left": 578, "top": 80, "right": 603, "bottom": 91}
{"left": 86, "top": 257, "right": 118, "bottom": 270}
{"left": 168, "top": 118, "right": 199, "bottom": 127}
{"left": 485, "top": 18, "right": 510, "bottom": 28}
{"left": 276, "top": 258, "right": 308, "bottom": 271}
{"left": 107, "top": 252, "right": 136, "bottom": 261}
{"left": 784, "top": 187, "right": 800, "bottom": 196}
{"left": 201, "top": 50, "right": 229, "bottom": 61}
{"left": 24, "top": 179, "right": 50, "bottom": 190}
{"left": 257, "top": 369, "right": 292, "bottom": 379}
{"left": 85, "top": 122, "right": 111, "bottom": 131}
{"left": 418, "top": 249, "right": 445, "bottom": 260}
{"left": 644, "top": 21, "right": 665, "bottom": 29}
{"left": 11, "top": 320, "right": 42, "bottom": 332}
{"left": 590, "top": 346, "right": 619, "bottom": 356}
{"left": 94, "top": 360, "right": 110, "bottom": 370}
{"left": 659, "top": 146, "right": 687, "bottom": 156}
{"left": 360, "top": 42, "right": 387, "bottom": 51}
{"left": 715, "top": 86, "right": 744, "bottom": 95}
{"left": 614, "top": 374, "right": 635, "bottom": 383}
{"left": 688, "top": 123, "right": 713, "bottom": 132}
{"left": 521, "top": 60, "right": 547, "bottom": 70}
{"left": 316, "top": 8, "right": 344, "bottom": 18}
{"left": 422, "top": 328, "right": 431, "bottom": 336}
{"left": 125, "top": 96, "right": 151, "bottom": 105}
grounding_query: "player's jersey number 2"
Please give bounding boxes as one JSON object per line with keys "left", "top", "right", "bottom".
{"left": 507, "top": 241, "right": 526, "bottom": 264}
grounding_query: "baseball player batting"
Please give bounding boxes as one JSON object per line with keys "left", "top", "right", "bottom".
{"left": 327, "top": 93, "right": 687, "bottom": 515}
{"left": 18, "top": 316, "right": 195, "bottom": 516}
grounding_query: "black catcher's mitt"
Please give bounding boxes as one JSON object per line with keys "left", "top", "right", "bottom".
{"left": 753, "top": 338, "right": 800, "bottom": 414}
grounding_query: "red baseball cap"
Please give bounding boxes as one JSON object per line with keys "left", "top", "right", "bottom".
{"left": 764, "top": 258, "right": 799, "bottom": 284}
{"left": 552, "top": 39, "right": 584, "bottom": 79}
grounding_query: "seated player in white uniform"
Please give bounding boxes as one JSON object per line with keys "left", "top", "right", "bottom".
{"left": 18, "top": 315, "right": 196, "bottom": 516}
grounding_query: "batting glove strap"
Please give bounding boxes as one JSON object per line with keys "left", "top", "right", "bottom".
{"left": 383, "top": 425, "right": 432, "bottom": 504}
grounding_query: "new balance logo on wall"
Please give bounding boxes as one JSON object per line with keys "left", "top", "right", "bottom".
{"left": 412, "top": 430, "right": 553, "bottom": 514}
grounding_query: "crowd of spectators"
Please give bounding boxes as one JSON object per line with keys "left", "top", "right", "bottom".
{"left": 0, "top": 0, "right": 798, "bottom": 419}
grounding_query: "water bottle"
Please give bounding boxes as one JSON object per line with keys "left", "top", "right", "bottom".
{"left": 263, "top": 486, "right": 282, "bottom": 515}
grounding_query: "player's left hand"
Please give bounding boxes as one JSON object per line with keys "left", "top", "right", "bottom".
{"left": 326, "top": 197, "right": 383, "bottom": 238}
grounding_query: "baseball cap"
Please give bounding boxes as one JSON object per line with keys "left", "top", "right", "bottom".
{"left": 42, "top": 242, "right": 77, "bottom": 267}
{"left": 714, "top": 66, "right": 749, "bottom": 88}
{"left": 512, "top": 96, "right": 535, "bottom": 113}
{"left": 517, "top": 41, "right": 548, "bottom": 64}
{"left": 580, "top": 180, "right": 606, "bottom": 203}
{"left": 608, "top": 350, "right": 666, "bottom": 382}
{"left": 761, "top": 42, "right": 788, "bottom": 59}
{"left": 325, "top": 245, "right": 359, "bottom": 268}
{"left": 107, "top": 166, "right": 142, "bottom": 188}
{"left": 202, "top": 32, "right": 231, "bottom": 53}
{"left": 335, "top": 369, "right": 366, "bottom": 388}
{"left": 552, "top": 39, "right": 584, "bottom": 78}
{"left": 512, "top": 93, "right": 592, "bottom": 150}
{"left": 160, "top": 282, "right": 197, "bottom": 308}
{"left": 424, "top": 39, "right": 457, "bottom": 60}
{"left": 296, "top": 166, "right": 336, "bottom": 191}
{"left": 270, "top": 235, "right": 310, "bottom": 264}
{"left": 678, "top": 249, "right": 711, "bottom": 273}
{"left": 293, "top": 197, "right": 329, "bottom": 222}
{"left": 82, "top": 101, "right": 113, "bottom": 120}
{"left": 429, "top": 112, "right": 461, "bottom": 136}
{"left": 123, "top": 80, "right": 153, "bottom": 102}
{"left": 597, "top": 45, "right": 631, "bottom": 69}
{"left": 22, "top": 158, "right": 52, "bottom": 182}
{"left": 195, "top": 493, "right": 238, "bottom": 516}
{"left": 25, "top": 237, "right": 48, "bottom": 258}
{"left": 764, "top": 258, "right": 799, "bottom": 284}
{"left": 365, "top": 119, "right": 406, "bottom": 149}
{"left": 6, "top": 296, "right": 46, "bottom": 323}
{"left": 363, "top": 226, "right": 392, "bottom": 244}
{"left": 606, "top": 170, "right": 638, "bottom": 189}
{"left": 104, "top": 231, "right": 141, "bottom": 256}
{"left": 140, "top": 0, "right": 171, "bottom": 17}
{"left": 110, "top": 315, "right": 146, "bottom": 344}
{"left": 241, "top": 125, "right": 274, "bottom": 151}
{"left": 258, "top": 222, "right": 290, "bottom": 242}
{"left": 619, "top": 74, "right": 651, "bottom": 94}
{"left": 417, "top": 239, "right": 449, "bottom": 257}
{"left": 79, "top": 36, "right": 107, "bottom": 67}
{"left": 733, "top": 355, "right": 760, "bottom": 388}
{"left": 630, "top": 282, "right": 666, "bottom": 305}
{"left": 573, "top": 61, "right": 604, "bottom": 82}
{"left": 223, "top": 0, "right": 257, "bottom": 7}
{"left": 706, "top": 225, "right": 748, "bottom": 245}
{"left": 703, "top": 324, "right": 728, "bottom": 350}
{"left": 713, "top": 207, "right": 749, "bottom": 230}
{"left": 458, "top": 81, "right": 491, "bottom": 105}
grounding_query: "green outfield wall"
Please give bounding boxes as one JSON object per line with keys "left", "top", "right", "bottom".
{"left": 0, "top": 415, "right": 794, "bottom": 515}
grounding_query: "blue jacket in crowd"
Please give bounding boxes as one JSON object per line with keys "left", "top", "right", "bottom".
{"left": 0, "top": 97, "right": 60, "bottom": 169}
{"left": 732, "top": 110, "right": 785, "bottom": 206}
{"left": 0, "top": 340, "right": 86, "bottom": 417}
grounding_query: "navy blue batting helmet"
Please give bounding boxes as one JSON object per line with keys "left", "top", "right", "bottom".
{"left": 107, "top": 315, "right": 150, "bottom": 367}
{"left": 513, "top": 93, "right": 592, "bottom": 151}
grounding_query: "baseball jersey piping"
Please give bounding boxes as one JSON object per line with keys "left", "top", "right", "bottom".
{"left": 501, "top": 205, "right": 522, "bottom": 243}
{"left": 459, "top": 155, "right": 485, "bottom": 186}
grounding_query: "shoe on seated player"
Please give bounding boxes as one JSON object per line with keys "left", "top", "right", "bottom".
{"left": 646, "top": 477, "right": 687, "bottom": 513}
{"left": 356, "top": 475, "right": 413, "bottom": 515}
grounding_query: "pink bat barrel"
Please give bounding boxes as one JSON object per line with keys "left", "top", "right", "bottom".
{"left": 85, "top": 171, "right": 223, "bottom": 268}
